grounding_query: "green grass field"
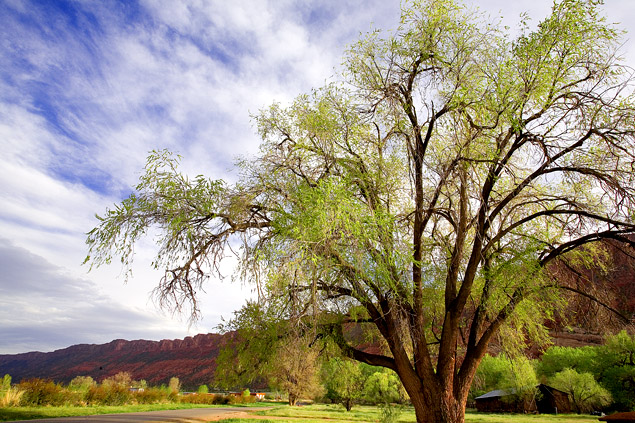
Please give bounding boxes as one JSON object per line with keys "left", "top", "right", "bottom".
{"left": 249, "top": 404, "right": 600, "bottom": 423}
{"left": 0, "top": 403, "right": 603, "bottom": 423}
{"left": 0, "top": 402, "right": 263, "bottom": 422}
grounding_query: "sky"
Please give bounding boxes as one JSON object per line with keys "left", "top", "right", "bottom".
{"left": 1, "top": 0, "right": 634, "bottom": 355}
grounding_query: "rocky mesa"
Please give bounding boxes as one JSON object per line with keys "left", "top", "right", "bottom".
{"left": 0, "top": 332, "right": 235, "bottom": 389}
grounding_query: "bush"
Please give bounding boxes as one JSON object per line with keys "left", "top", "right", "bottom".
{"left": 213, "top": 394, "right": 231, "bottom": 404}
{"left": 134, "top": 387, "right": 169, "bottom": 404}
{"left": 1, "top": 387, "right": 24, "bottom": 407}
{"left": 228, "top": 393, "right": 256, "bottom": 404}
{"left": 180, "top": 393, "right": 218, "bottom": 404}
{"left": 18, "top": 379, "right": 66, "bottom": 406}
{"left": 85, "top": 384, "right": 132, "bottom": 405}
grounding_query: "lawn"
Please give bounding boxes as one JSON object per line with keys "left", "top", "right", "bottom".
{"left": 240, "top": 404, "right": 601, "bottom": 423}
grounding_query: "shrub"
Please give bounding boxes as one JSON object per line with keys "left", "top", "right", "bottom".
{"left": 134, "top": 387, "right": 168, "bottom": 404}
{"left": 0, "top": 386, "right": 24, "bottom": 407}
{"left": 85, "top": 384, "right": 132, "bottom": 405}
{"left": 18, "top": 378, "right": 66, "bottom": 406}
{"left": 68, "top": 376, "right": 96, "bottom": 393}
{"left": 213, "top": 394, "right": 230, "bottom": 404}
{"left": 180, "top": 393, "right": 218, "bottom": 404}
{"left": 197, "top": 384, "right": 209, "bottom": 394}
{"left": 168, "top": 377, "right": 181, "bottom": 394}
{"left": 102, "top": 372, "right": 132, "bottom": 388}
{"left": 228, "top": 393, "right": 256, "bottom": 404}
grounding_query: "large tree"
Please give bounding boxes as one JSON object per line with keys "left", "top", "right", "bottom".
{"left": 85, "top": 1, "right": 635, "bottom": 422}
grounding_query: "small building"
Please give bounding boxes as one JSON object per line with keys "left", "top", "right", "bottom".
{"left": 474, "top": 389, "right": 526, "bottom": 413}
{"left": 535, "top": 384, "right": 570, "bottom": 414}
{"left": 474, "top": 384, "right": 570, "bottom": 414}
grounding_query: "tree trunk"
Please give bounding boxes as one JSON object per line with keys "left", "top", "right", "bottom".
{"left": 409, "top": 387, "right": 467, "bottom": 423}
{"left": 288, "top": 393, "right": 297, "bottom": 406}
{"left": 395, "top": 360, "right": 470, "bottom": 423}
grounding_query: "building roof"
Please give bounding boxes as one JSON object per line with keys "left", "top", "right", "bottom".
{"left": 475, "top": 384, "right": 565, "bottom": 401}
{"left": 474, "top": 389, "right": 514, "bottom": 400}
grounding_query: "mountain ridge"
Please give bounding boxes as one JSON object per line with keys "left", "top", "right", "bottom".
{"left": 0, "top": 332, "right": 235, "bottom": 389}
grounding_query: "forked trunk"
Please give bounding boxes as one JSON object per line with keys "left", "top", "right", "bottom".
{"left": 410, "top": 386, "right": 467, "bottom": 423}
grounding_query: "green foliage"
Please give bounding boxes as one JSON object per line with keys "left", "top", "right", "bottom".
{"left": 1, "top": 374, "right": 10, "bottom": 392}
{"left": 595, "top": 331, "right": 635, "bottom": 410}
{"left": 471, "top": 354, "right": 537, "bottom": 401}
{"left": 179, "top": 392, "right": 224, "bottom": 405}
{"left": 85, "top": 149, "right": 229, "bottom": 321}
{"left": 362, "top": 369, "right": 406, "bottom": 405}
{"left": 321, "top": 358, "right": 370, "bottom": 410}
{"left": 379, "top": 403, "right": 402, "bottom": 423}
{"left": 68, "top": 376, "right": 96, "bottom": 393}
{"left": 196, "top": 384, "right": 209, "bottom": 394}
{"left": 537, "top": 346, "right": 599, "bottom": 378}
{"left": 215, "top": 301, "right": 285, "bottom": 390}
{"left": 550, "top": 368, "right": 612, "bottom": 413}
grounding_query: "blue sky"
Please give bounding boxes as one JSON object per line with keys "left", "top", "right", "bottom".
{"left": 1, "top": 0, "right": 634, "bottom": 354}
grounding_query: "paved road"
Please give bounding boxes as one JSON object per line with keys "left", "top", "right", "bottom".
{"left": 3, "top": 407, "right": 270, "bottom": 423}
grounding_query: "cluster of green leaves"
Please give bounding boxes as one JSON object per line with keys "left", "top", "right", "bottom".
{"left": 85, "top": 150, "right": 230, "bottom": 320}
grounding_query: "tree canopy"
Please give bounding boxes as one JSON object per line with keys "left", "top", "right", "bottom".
{"left": 86, "top": 0, "right": 635, "bottom": 422}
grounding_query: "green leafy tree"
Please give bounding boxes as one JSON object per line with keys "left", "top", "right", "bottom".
{"left": 85, "top": 0, "right": 635, "bottom": 422}
{"left": 536, "top": 345, "right": 599, "bottom": 378}
{"left": 214, "top": 302, "right": 288, "bottom": 390}
{"left": 269, "top": 335, "right": 324, "bottom": 405}
{"left": 321, "top": 357, "right": 370, "bottom": 411}
{"left": 471, "top": 354, "right": 537, "bottom": 407}
{"left": 363, "top": 369, "right": 407, "bottom": 405}
{"left": 197, "top": 384, "right": 209, "bottom": 394}
{"left": 596, "top": 331, "right": 635, "bottom": 410}
{"left": 550, "top": 368, "right": 611, "bottom": 413}
{"left": 216, "top": 302, "right": 323, "bottom": 405}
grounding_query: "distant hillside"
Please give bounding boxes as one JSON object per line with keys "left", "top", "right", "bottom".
{"left": 0, "top": 332, "right": 236, "bottom": 389}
